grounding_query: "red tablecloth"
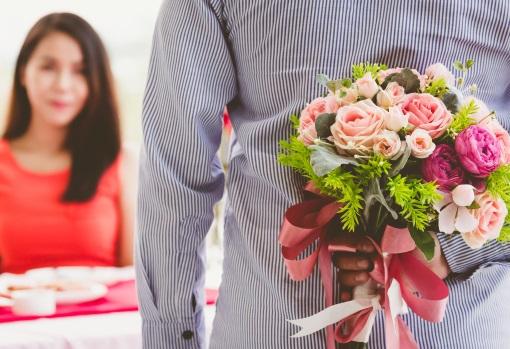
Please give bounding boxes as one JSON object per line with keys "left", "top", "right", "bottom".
{"left": 0, "top": 280, "right": 219, "bottom": 323}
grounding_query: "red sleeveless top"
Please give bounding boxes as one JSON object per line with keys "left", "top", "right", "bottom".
{"left": 0, "top": 140, "right": 120, "bottom": 273}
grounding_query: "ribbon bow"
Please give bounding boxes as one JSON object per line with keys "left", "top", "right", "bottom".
{"left": 279, "top": 185, "right": 449, "bottom": 349}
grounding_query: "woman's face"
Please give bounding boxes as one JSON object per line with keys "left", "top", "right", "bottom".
{"left": 22, "top": 31, "right": 89, "bottom": 128}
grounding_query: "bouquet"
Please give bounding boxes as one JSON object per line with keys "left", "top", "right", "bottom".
{"left": 278, "top": 61, "right": 510, "bottom": 349}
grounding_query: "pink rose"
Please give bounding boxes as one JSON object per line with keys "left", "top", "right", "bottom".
{"left": 401, "top": 93, "right": 453, "bottom": 139}
{"left": 373, "top": 130, "right": 402, "bottom": 158}
{"left": 425, "top": 63, "right": 455, "bottom": 86}
{"left": 406, "top": 128, "right": 436, "bottom": 158}
{"left": 422, "top": 144, "right": 466, "bottom": 191}
{"left": 356, "top": 72, "right": 380, "bottom": 99}
{"left": 455, "top": 125, "right": 501, "bottom": 177}
{"left": 298, "top": 96, "right": 339, "bottom": 145}
{"left": 482, "top": 119, "right": 510, "bottom": 164}
{"left": 462, "top": 192, "right": 508, "bottom": 249}
{"left": 330, "top": 100, "right": 387, "bottom": 155}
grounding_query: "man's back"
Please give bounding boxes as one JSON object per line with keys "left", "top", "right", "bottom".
{"left": 137, "top": 1, "right": 510, "bottom": 348}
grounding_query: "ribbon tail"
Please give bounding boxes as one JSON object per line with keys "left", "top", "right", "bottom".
{"left": 397, "top": 316, "right": 419, "bottom": 349}
{"left": 288, "top": 300, "right": 373, "bottom": 338}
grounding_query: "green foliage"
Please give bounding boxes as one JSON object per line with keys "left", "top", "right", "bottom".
{"left": 352, "top": 62, "right": 388, "bottom": 80}
{"left": 424, "top": 78, "right": 449, "bottom": 98}
{"left": 409, "top": 226, "right": 436, "bottom": 261}
{"left": 487, "top": 164, "right": 510, "bottom": 205}
{"left": 453, "top": 59, "right": 474, "bottom": 72}
{"left": 498, "top": 224, "right": 510, "bottom": 243}
{"left": 387, "top": 175, "right": 441, "bottom": 231}
{"left": 290, "top": 114, "right": 300, "bottom": 131}
{"left": 453, "top": 59, "right": 474, "bottom": 89}
{"left": 322, "top": 169, "right": 364, "bottom": 232}
{"left": 278, "top": 135, "right": 316, "bottom": 181}
{"left": 445, "top": 100, "right": 478, "bottom": 139}
{"left": 355, "top": 154, "right": 391, "bottom": 185}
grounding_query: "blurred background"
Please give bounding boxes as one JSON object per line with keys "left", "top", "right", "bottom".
{"left": 0, "top": 0, "right": 162, "bottom": 142}
{"left": 0, "top": 1, "right": 226, "bottom": 283}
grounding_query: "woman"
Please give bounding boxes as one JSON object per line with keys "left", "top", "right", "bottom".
{"left": 0, "top": 13, "right": 137, "bottom": 273}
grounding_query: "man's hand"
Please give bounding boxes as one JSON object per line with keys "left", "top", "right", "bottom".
{"left": 411, "top": 232, "right": 451, "bottom": 280}
{"left": 331, "top": 234, "right": 376, "bottom": 302}
{"left": 332, "top": 231, "right": 451, "bottom": 302}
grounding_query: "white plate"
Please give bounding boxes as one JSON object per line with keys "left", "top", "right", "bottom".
{"left": 55, "top": 282, "right": 108, "bottom": 305}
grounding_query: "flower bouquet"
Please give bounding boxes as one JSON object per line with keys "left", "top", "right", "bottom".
{"left": 278, "top": 61, "right": 510, "bottom": 349}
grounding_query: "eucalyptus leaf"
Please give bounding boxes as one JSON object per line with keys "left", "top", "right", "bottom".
{"left": 316, "top": 74, "right": 330, "bottom": 89}
{"left": 442, "top": 92, "right": 459, "bottom": 114}
{"left": 382, "top": 68, "right": 420, "bottom": 93}
{"left": 309, "top": 144, "right": 358, "bottom": 177}
{"left": 389, "top": 143, "right": 412, "bottom": 176}
{"left": 315, "top": 113, "right": 336, "bottom": 138}
{"left": 410, "top": 227, "right": 436, "bottom": 261}
{"left": 326, "top": 79, "right": 344, "bottom": 92}
{"left": 363, "top": 179, "right": 398, "bottom": 222}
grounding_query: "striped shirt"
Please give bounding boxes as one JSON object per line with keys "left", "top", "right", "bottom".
{"left": 136, "top": 1, "right": 510, "bottom": 348}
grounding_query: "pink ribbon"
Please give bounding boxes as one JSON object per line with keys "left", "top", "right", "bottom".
{"left": 279, "top": 184, "right": 449, "bottom": 349}
{"left": 329, "top": 226, "right": 449, "bottom": 348}
{"left": 279, "top": 183, "right": 342, "bottom": 348}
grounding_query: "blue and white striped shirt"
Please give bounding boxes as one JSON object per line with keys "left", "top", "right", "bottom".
{"left": 136, "top": 1, "right": 510, "bottom": 348}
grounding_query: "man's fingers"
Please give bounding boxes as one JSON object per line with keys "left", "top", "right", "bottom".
{"left": 330, "top": 234, "right": 376, "bottom": 254}
{"left": 340, "top": 289, "right": 352, "bottom": 302}
{"left": 356, "top": 239, "right": 375, "bottom": 254}
{"left": 333, "top": 253, "right": 373, "bottom": 271}
{"left": 338, "top": 271, "right": 370, "bottom": 287}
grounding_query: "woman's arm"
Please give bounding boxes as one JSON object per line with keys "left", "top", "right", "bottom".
{"left": 117, "top": 142, "right": 139, "bottom": 266}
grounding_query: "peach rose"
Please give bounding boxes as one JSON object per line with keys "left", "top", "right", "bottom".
{"left": 462, "top": 192, "right": 508, "bottom": 249}
{"left": 425, "top": 63, "right": 455, "bottom": 86}
{"left": 401, "top": 93, "right": 452, "bottom": 139}
{"left": 298, "top": 96, "right": 339, "bottom": 145}
{"left": 406, "top": 128, "right": 436, "bottom": 158}
{"left": 373, "top": 130, "right": 402, "bottom": 159}
{"left": 356, "top": 72, "right": 380, "bottom": 99}
{"left": 482, "top": 119, "right": 510, "bottom": 164}
{"left": 330, "top": 100, "right": 387, "bottom": 155}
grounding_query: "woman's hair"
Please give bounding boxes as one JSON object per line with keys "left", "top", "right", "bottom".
{"left": 3, "top": 12, "right": 121, "bottom": 202}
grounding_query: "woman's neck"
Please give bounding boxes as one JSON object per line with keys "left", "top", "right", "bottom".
{"left": 15, "top": 118, "right": 68, "bottom": 155}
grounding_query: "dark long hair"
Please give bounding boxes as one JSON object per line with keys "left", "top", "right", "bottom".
{"left": 3, "top": 13, "right": 121, "bottom": 202}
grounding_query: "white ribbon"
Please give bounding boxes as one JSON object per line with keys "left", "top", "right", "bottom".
{"left": 289, "top": 279, "right": 407, "bottom": 343}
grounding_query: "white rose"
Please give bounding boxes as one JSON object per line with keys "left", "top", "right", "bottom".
{"left": 386, "top": 106, "right": 409, "bottom": 131}
{"left": 425, "top": 63, "right": 456, "bottom": 86}
{"left": 356, "top": 72, "right": 380, "bottom": 99}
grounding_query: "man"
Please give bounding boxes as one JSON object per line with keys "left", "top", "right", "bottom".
{"left": 136, "top": 1, "right": 510, "bottom": 348}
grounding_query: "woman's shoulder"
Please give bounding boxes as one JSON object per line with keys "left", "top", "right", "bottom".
{"left": 98, "top": 142, "right": 139, "bottom": 193}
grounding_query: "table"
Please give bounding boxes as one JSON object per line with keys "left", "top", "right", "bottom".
{"left": 0, "top": 306, "right": 216, "bottom": 349}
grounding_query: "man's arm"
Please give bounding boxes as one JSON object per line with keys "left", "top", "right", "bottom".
{"left": 135, "top": 0, "right": 236, "bottom": 347}
{"left": 437, "top": 234, "right": 510, "bottom": 275}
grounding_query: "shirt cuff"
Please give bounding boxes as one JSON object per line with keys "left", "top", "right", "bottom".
{"left": 142, "top": 319, "right": 201, "bottom": 349}
{"left": 437, "top": 232, "right": 508, "bottom": 275}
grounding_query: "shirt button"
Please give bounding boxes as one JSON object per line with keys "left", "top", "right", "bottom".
{"left": 182, "top": 330, "right": 194, "bottom": 340}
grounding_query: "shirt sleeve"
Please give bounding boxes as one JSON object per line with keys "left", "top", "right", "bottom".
{"left": 437, "top": 233, "right": 510, "bottom": 275}
{"left": 135, "top": 0, "right": 236, "bottom": 347}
